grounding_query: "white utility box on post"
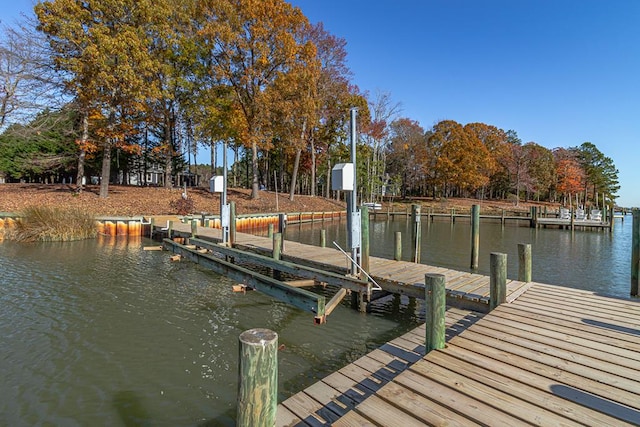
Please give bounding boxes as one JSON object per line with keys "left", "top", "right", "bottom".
{"left": 331, "top": 163, "right": 354, "bottom": 191}
{"left": 209, "top": 176, "right": 224, "bottom": 193}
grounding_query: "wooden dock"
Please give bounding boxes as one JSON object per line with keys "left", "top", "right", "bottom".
{"left": 161, "top": 221, "right": 533, "bottom": 313}
{"left": 277, "top": 283, "right": 640, "bottom": 426}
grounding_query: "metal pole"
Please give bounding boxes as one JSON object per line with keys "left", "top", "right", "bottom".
{"left": 222, "top": 141, "right": 229, "bottom": 244}
{"left": 349, "top": 108, "right": 359, "bottom": 276}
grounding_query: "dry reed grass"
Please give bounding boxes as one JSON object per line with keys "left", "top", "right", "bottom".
{"left": 10, "top": 206, "right": 97, "bottom": 242}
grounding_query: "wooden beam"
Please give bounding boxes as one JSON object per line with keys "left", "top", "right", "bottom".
{"left": 325, "top": 288, "right": 348, "bottom": 316}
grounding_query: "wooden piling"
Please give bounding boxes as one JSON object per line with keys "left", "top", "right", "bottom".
{"left": 411, "top": 204, "right": 421, "bottom": 263}
{"left": 272, "top": 232, "right": 282, "bottom": 280}
{"left": 237, "top": 328, "right": 278, "bottom": 427}
{"left": 267, "top": 223, "right": 274, "bottom": 239}
{"left": 470, "top": 204, "right": 479, "bottom": 269}
{"left": 518, "top": 243, "right": 532, "bottom": 282}
{"left": 320, "top": 229, "right": 326, "bottom": 248}
{"left": 167, "top": 220, "right": 173, "bottom": 239}
{"left": 394, "top": 231, "right": 402, "bottom": 261}
{"left": 632, "top": 209, "right": 639, "bottom": 297}
{"left": 425, "top": 273, "right": 446, "bottom": 353}
{"left": 272, "top": 233, "right": 282, "bottom": 260}
{"left": 229, "top": 202, "right": 236, "bottom": 246}
{"left": 490, "top": 252, "right": 507, "bottom": 310}
{"left": 361, "top": 205, "right": 370, "bottom": 275}
{"left": 191, "top": 219, "right": 197, "bottom": 237}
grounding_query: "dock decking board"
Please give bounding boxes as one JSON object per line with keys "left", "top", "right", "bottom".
{"left": 278, "top": 285, "right": 640, "bottom": 426}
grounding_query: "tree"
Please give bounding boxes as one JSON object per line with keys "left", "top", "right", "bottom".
{"left": 554, "top": 148, "right": 585, "bottom": 206}
{"left": 36, "top": 0, "right": 167, "bottom": 198}
{"left": 576, "top": 142, "right": 619, "bottom": 204}
{"left": 0, "top": 106, "right": 79, "bottom": 182}
{"left": 522, "top": 142, "right": 555, "bottom": 201}
{"left": 0, "top": 18, "right": 65, "bottom": 132}
{"left": 387, "top": 118, "right": 426, "bottom": 197}
{"left": 197, "top": 0, "right": 314, "bottom": 199}
{"left": 426, "top": 120, "right": 492, "bottom": 197}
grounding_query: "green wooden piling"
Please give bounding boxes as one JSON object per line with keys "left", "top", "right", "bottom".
{"left": 470, "top": 204, "right": 480, "bottom": 269}
{"left": 237, "top": 328, "right": 278, "bottom": 427}
{"left": 149, "top": 218, "right": 155, "bottom": 238}
{"left": 394, "top": 231, "right": 402, "bottom": 261}
{"left": 272, "top": 233, "right": 282, "bottom": 260}
{"left": 632, "top": 209, "right": 639, "bottom": 297}
{"left": 320, "top": 229, "right": 326, "bottom": 248}
{"left": 229, "top": 201, "right": 236, "bottom": 246}
{"left": 167, "top": 220, "right": 173, "bottom": 239}
{"left": 272, "top": 232, "right": 282, "bottom": 280}
{"left": 518, "top": 243, "right": 532, "bottom": 282}
{"left": 411, "top": 204, "right": 421, "bottom": 263}
{"left": 501, "top": 209, "right": 505, "bottom": 227}
{"left": 490, "top": 252, "right": 507, "bottom": 310}
{"left": 361, "top": 206, "right": 370, "bottom": 274}
{"left": 191, "top": 219, "right": 198, "bottom": 237}
{"left": 267, "top": 223, "right": 274, "bottom": 239}
{"left": 425, "top": 273, "right": 446, "bottom": 352}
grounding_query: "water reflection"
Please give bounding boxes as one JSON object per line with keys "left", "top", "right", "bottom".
{"left": 0, "top": 237, "right": 420, "bottom": 425}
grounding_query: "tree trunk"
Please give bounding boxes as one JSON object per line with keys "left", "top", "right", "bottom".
{"left": 310, "top": 136, "right": 316, "bottom": 197}
{"left": 289, "top": 148, "right": 301, "bottom": 201}
{"left": 99, "top": 144, "right": 111, "bottom": 198}
{"left": 251, "top": 142, "right": 259, "bottom": 199}
{"left": 76, "top": 111, "right": 89, "bottom": 193}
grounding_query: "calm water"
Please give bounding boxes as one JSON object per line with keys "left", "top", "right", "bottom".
{"left": 284, "top": 215, "right": 633, "bottom": 298}
{"left": 0, "top": 237, "right": 419, "bottom": 426}
{"left": 1, "top": 215, "right": 633, "bottom": 425}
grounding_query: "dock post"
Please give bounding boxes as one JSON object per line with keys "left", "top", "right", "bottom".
{"left": 609, "top": 202, "right": 615, "bottom": 232}
{"left": 451, "top": 208, "right": 455, "bottom": 223}
{"left": 490, "top": 252, "right": 507, "bottom": 310}
{"left": 267, "top": 223, "right": 274, "bottom": 238}
{"left": 470, "top": 204, "right": 480, "bottom": 269}
{"left": 167, "top": 220, "right": 173, "bottom": 239}
{"left": 518, "top": 243, "right": 532, "bottom": 282}
{"left": 237, "top": 328, "right": 278, "bottom": 427}
{"left": 632, "top": 210, "right": 639, "bottom": 297}
{"left": 320, "top": 229, "right": 326, "bottom": 248}
{"left": 149, "top": 217, "right": 155, "bottom": 238}
{"left": 529, "top": 206, "right": 537, "bottom": 228}
{"left": 272, "top": 233, "right": 282, "bottom": 280}
{"left": 191, "top": 219, "right": 197, "bottom": 238}
{"left": 229, "top": 202, "right": 236, "bottom": 246}
{"left": 361, "top": 206, "right": 370, "bottom": 274}
{"left": 501, "top": 209, "right": 505, "bottom": 227}
{"left": 394, "top": 231, "right": 402, "bottom": 261}
{"left": 425, "top": 273, "right": 446, "bottom": 353}
{"left": 411, "top": 204, "right": 421, "bottom": 263}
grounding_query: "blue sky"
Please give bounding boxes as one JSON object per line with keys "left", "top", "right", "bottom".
{"left": 290, "top": 0, "right": 640, "bottom": 207}
{"left": 3, "top": 1, "right": 639, "bottom": 207}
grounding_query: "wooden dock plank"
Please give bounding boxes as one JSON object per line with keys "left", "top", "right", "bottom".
{"left": 392, "top": 368, "right": 528, "bottom": 426}
{"left": 455, "top": 331, "right": 640, "bottom": 410}
{"left": 426, "top": 349, "right": 636, "bottom": 426}
{"left": 488, "top": 308, "right": 640, "bottom": 363}
{"left": 409, "top": 358, "right": 585, "bottom": 426}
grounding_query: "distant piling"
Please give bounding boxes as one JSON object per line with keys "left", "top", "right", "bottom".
{"left": 632, "top": 210, "right": 639, "bottom": 297}
{"left": 470, "top": 204, "right": 480, "bottom": 269}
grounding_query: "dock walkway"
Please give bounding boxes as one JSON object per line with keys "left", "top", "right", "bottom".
{"left": 163, "top": 222, "right": 533, "bottom": 312}
{"left": 278, "top": 283, "right": 640, "bottom": 426}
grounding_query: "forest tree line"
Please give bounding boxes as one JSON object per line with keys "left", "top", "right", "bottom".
{"left": 0, "top": 0, "right": 619, "bottom": 207}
